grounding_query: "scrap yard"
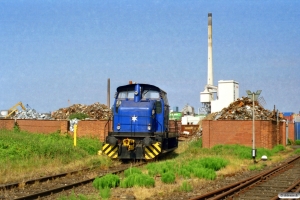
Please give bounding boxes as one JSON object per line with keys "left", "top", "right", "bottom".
{"left": 1, "top": 2, "right": 300, "bottom": 200}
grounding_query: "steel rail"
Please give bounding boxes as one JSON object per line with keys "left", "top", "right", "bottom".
{"left": 270, "top": 179, "right": 300, "bottom": 200}
{"left": 0, "top": 167, "right": 91, "bottom": 190}
{"left": 189, "top": 155, "right": 300, "bottom": 200}
{"left": 12, "top": 162, "right": 145, "bottom": 200}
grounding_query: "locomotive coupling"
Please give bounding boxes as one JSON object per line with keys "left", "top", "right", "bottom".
{"left": 123, "top": 138, "right": 135, "bottom": 151}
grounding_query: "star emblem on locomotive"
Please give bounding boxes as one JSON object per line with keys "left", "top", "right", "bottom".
{"left": 131, "top": 115, "right": 138, "bottom": 122}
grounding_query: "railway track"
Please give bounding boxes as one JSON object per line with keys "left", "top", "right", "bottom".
{"left": 0, "top": 161, "right": 145, "bottom": 200}
{"left": 190, "top": 155, "right": 300, "bottom": 200}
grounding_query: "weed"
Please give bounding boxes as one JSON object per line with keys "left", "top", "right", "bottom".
{"left": 93, "top": 174, "right": 120, "bottom": 190}
{"left": 177, "top": 167, "right": 191, "bottom": 179}
{"left": 147, "top": 160, "right": 177, "bottom": 177}
{"left": 161, "top": 172, "right": 176, "bottom": 184}
{"left": 272, "top": 145, "right": 285, "bottom": 153}
{"left": 248, "top": 164, "right": 264, "bottom": 171}
{"left": 287, "top": 138, "right": 294, "bottom": 145}
{"left": 180, "top": 181, "right": 193, "bottom": 192}
{"left": 193, "top": 167, "right": 216, "bottom": 180}
{"left": 13, "top": 122, "right": 20, "bottom": 132}
{"left": 99, "top": 187, "right": 111, "bottom": 199}
{"left": 124, "top": 167, "right": 142, "bottom": 177}
{"left": 69, "top": 113, "right": 89, "bottom": 120}
{"left": 58, "top": 191, "right": 89, "bottom": 200}
{"left": 193, "top": 157, "right": 229, "bottom": 171}
{"left": 120, "top": 173, "right": 155, "bottom": 188}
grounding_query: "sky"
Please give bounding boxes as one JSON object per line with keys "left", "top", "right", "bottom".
{"left": 0, "top": 0, "right": 299, "bottom": 114}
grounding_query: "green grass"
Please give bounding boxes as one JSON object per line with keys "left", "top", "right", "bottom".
{"left": 147, "top": 160, "right": 177, "bottom": 177}
{"left": 93, "top": 174, "right": 120, "bottom": 189}
{"left": 58, "top": 190, "right": 99, "bottom": 200}
{"left": 180, "top": 181, "right": 193, "bottom": 192}
{"left": 161, "top": 171, "right": 176, "bottom": 184}
{"left": 248, "top": 163, "right": 265, "bottom": 171}
{"left": 0, "top": 128, "right": 107, "bottom": 183}
{"left": 120, "top": 173, "right": 155, "bottom": 188}
{"left": 0, "top": 129, "right": 102, "bottom": 163}
{"left": 69, "top": 113, "right": 89, "bottom": 120}
{"left": 210, "top": 144, "right": 285, "bottom": 160}
{"left": 124, "top": 167, "right": 142, "bottom": 177}
{"left": 99, "top": 187, "right": 111, "bottom": 199}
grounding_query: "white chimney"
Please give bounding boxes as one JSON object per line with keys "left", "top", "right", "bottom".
{"left": 207, "top": 13, "right": 213, "bottom": 86}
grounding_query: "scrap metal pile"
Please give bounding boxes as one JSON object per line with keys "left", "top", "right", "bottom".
{"left": 210, "top": 97, "right": 281, "bottom": 121}
{"left": 51, "top": 102, "right": 112, "bottom": 120}
{"left": 14, "top": 109, "right": 51, "bottom": 120}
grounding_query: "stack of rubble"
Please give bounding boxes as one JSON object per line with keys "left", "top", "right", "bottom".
{"left": 209, "top": 97, "right": 282, "bottom": 121}
{"left": 14, "top": 109, "right": 51, "bottom": 120}
{"left": 51, "top": 102, "right": 112, "bottom": 120}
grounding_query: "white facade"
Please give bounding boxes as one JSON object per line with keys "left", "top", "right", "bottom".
{"left": 211, "top": 80, "right": 239, "bottom": 113}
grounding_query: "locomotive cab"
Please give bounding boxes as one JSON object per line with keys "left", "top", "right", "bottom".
{"left": 102, "top": 83, "right": 178, "bottom": 160}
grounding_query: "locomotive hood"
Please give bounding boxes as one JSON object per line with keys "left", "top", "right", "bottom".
{"left": 115, "top": 100, "right": 156, "bottom": 132}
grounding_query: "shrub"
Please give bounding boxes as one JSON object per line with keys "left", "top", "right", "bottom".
{"left": 120, "top": 173, "right": 155, "bottom": 188}
{"left": 295, "top": 140, "right": 300, "bottom": 145}
{"left": 69, "top": 113, "right": 89, "bottom": 120}
{"left": 93, "top": 174, "right": 120, "bottom": 190}
{"left": 180, "top": 181, "right": 193, "bottom": 192}
{"left": 161, "top": 172, "right": 176, "bottom": 184}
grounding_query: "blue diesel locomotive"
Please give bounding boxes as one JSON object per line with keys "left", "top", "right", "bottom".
{"left": 102, "top": 83, "right": 179, "bottom": 160}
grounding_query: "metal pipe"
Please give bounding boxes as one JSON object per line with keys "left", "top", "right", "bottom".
{"left": 252, "top": 93, "right": 255, "bottom": 159}
{"left": 107, "top": 78, "right": 110, "bottom": 108}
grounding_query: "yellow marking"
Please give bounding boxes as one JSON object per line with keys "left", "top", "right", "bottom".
{"left": 102, "top": 143, "right": 110, "bottom": 150}
{"left": 108, "top": 148, "right": 118, "bottom": 157}
{"left": 102, "top": 144, "right": 119, "bottom": 158}
{"left": 148, "top": 146, "right": 159, "bottom": 155}
{"left": 145, "top": 148, "right": 155, "bottom": 158}
{"left": 153, "top": 143, "right": 161, "bottom": 153}
{"left": 145, "top": 154, "right": 151, "bottom": 159}
{"left": 108, "top": 146, "right": 118, "bottom": 156}
{"left": 104, "top": 145, "right": 114, "bottom": 154}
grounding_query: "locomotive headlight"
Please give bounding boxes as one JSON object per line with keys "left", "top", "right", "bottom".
{"left": 147, "top": 123, "right": 151, "bottom": 131}
{"left": 134, "top": 91, "right": 138, "bottom": 95}
{"left": 117, "top": 123, "right": 121, "bottom": 130}
{"left": 152, "top": 109, "right": 155, "bottom": 115}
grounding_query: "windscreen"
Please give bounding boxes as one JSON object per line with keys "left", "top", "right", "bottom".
{"left": 142, "top": 90, "right": 160, "bottom": 99}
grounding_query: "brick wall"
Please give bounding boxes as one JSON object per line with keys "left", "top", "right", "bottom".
{"left": 0, "top": 119, "right": 68, "bottom": 134}
{"left": 202, "top": 120, "right": 286, "bottom": 149}
{"left": 288, "top": 122, "right": 295, "bottom": 141}
{"left": 0, "top": 119, "right": 14, "bottom": 130}
{"left": 0, "top": 119, "right": 290, "bottom": 146}
{"left": 76, "top": 120, "right": 112, "bottom": 141}
{"left": 0, "top": 119, "right": 111, "bottom": 142}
